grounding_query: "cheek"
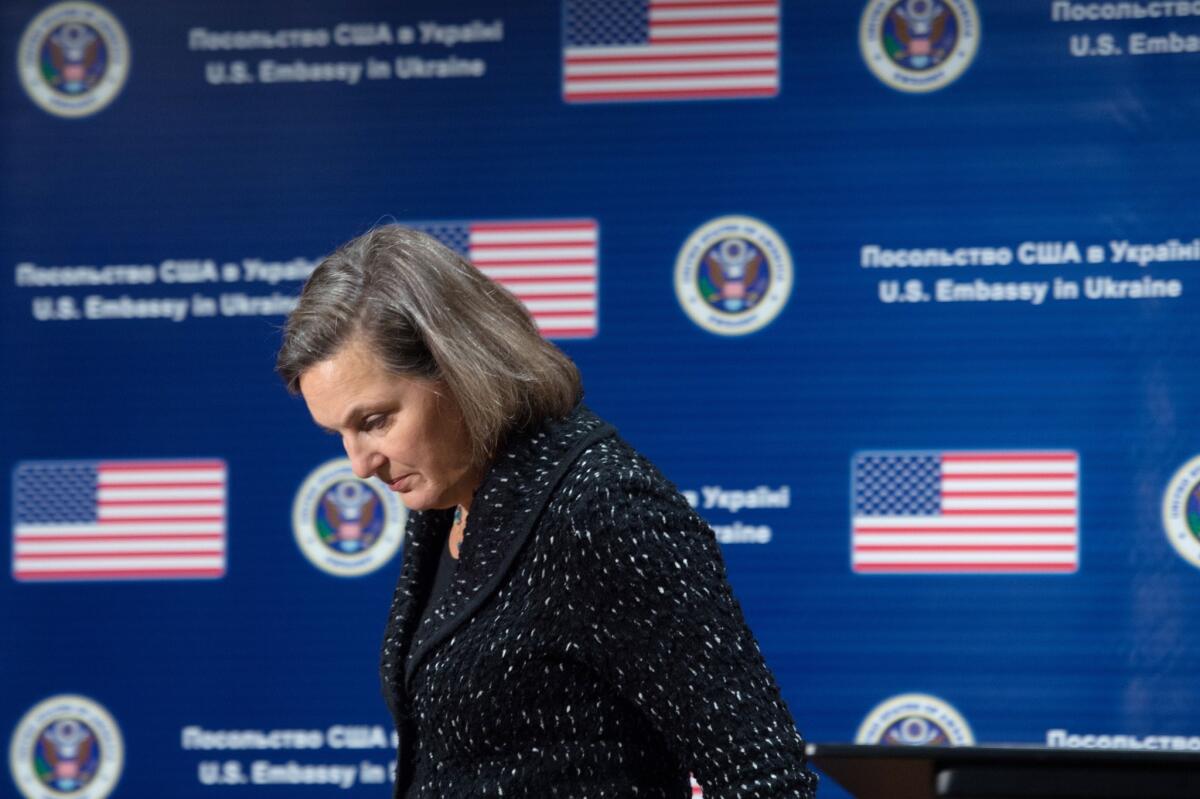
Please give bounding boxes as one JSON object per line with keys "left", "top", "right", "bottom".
{"left": 436, "top": 429, "right": 471, "bottom": 471}
{"left": 383, "top": 425, "right": 431, "bottom": 467}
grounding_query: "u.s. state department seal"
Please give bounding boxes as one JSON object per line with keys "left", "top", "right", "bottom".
{"left": 856, "top": 693, "right": 974, "bottom": 746}
{"left": 293, "top": 458, "right": 406, "bottom": 577}
{"left": 9, "top": 695, "right": 124, "bottom": 799}
{"left": 1162, "top": 455, "right": 1200, "bottom": 570}
{"left": 860, "top": 0, "right": 979, "bottom": 93}
{"left": 674, "top": 216, "right": 792, "bottom": 336}
{"left": 18, "top": 2, "right": 130, "bottom": 118}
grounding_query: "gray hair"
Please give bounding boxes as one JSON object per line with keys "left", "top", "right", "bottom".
{"left": 276, "top": 225, "right": 582, "bottom": 463}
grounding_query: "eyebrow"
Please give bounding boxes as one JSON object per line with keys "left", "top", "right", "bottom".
{"left": 317, "top": 404, "right": 375, "bottom": 435}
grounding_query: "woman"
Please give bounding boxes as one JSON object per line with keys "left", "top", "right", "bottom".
{"left": 276, "top": 226, "right": 818, "bottom": 798}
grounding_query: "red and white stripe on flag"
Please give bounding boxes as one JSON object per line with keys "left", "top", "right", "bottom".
{"left": 852, "top": 451, "right": 1079, "bottom": 574}
{"left": 564, "top": 0, "right": 781, "bottom": 103}
{"left": 13, "top": 460, "right": 227, "bottom": 582}
{"left": 468, "top": 219, "right": 598, "bottom": 339}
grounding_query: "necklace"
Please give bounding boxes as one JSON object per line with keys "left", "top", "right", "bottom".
{"left": 449, "top": 505, "right": 467, "bottom": 559}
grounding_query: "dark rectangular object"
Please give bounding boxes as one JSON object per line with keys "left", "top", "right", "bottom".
{"left": 806, "top": 743, "right": 1200, "bottom": 799}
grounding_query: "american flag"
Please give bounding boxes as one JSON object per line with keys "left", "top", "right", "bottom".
{"left": 563, "top": 0, "right": 780, "bottom": 103}
{"left": 414, "top": 220, "right": 598, "bottom": 339}
{"left": 13, "top": 460, "right": 227, "bottom": 582}
{"left": 852, "top": 452, "right": 1079, "bottom": 574}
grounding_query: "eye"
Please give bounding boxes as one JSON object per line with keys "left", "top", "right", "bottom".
{"left": 362, "top": 414, "right": 389, "bottom": 432}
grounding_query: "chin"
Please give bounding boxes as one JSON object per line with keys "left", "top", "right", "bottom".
{"left": 397, "top": 494, "right": 434, "bottom": 512}
{"left": 397, "top": 490, "right": 452, "bottom": 513}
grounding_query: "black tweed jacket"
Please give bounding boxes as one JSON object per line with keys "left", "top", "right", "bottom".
{"left": 379, "top": 406, "right": 818, "bottom": 798}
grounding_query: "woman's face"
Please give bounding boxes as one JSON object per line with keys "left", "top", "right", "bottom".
{"left": 299, "top": 339, "right": 479, "bottom": 512}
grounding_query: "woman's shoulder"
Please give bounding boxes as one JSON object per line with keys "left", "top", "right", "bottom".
{"left": 549, "top": 431, "right": 713, "bottom": 549}
{"left": 520, "top": 405, "right": 678, "bottom": 506}
{"left": 560, "top": 431, "right": 682, "bottom": 504}
{"left": 537, "top": 432, "right": 735, "bottom": 616}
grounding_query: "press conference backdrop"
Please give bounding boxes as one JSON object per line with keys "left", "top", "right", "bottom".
{"left": 3, "top": 1, "right": 1200, "bottom": 797}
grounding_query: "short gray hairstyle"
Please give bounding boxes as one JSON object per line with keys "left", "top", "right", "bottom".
{"left": 276, "top": 225, "right": 582, "bottom": 463}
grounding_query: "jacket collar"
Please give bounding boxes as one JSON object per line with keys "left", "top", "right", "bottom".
{"left": 383, "top": 404, "right": 614, "bottom": 693}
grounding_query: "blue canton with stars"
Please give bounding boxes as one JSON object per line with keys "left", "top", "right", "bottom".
{"left": 409, "top": 223, "right": 469, "bottom": 256}
{"left": 565, "top": 0, "right": 649, "bottom": 47}
{"left": 14, "top": 462, "right": 100, "bottom": 524}
{"left": 853, "top": 454, "right": 941, "bottom": 516}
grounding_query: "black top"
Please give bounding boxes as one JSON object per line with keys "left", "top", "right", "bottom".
{"left": 379, "top": 405, "right": 817, "bottom": 798}
{"left": 410, "top": 533, "right": 458, "bottom": 663}
{"left": 403, "top": 534, "right": 457, "bottom": 799}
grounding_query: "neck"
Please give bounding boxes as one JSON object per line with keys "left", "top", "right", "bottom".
{"left": 450, "top": 466, "right": 486, "bottom": 514}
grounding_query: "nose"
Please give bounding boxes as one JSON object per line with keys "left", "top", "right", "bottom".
{"left": 344, "top": 435, "right": 384, "bottom": 480}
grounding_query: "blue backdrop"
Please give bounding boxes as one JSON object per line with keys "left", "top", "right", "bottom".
{"left": 5, "top": 1, "right": 1200, "bottom": 797}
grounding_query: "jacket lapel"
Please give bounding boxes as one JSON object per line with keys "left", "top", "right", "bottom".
{"left": 379, "top": 506, "right": 452, "bottom": 721}
{"left": 403, "top": 406, "right": 614, "bottom": 689}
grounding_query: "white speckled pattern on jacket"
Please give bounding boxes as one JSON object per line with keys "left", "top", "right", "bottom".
{"left": 379, "top": 406, "right": 818, "bottom": 798}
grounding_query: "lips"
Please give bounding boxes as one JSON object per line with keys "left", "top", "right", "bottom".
{"left": 388, "top": 474, "right": 416, "bottom": 492}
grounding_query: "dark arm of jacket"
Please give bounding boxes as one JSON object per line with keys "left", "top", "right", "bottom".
{"left": 562, "top": 463, "right": 819, "bottom": 798}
